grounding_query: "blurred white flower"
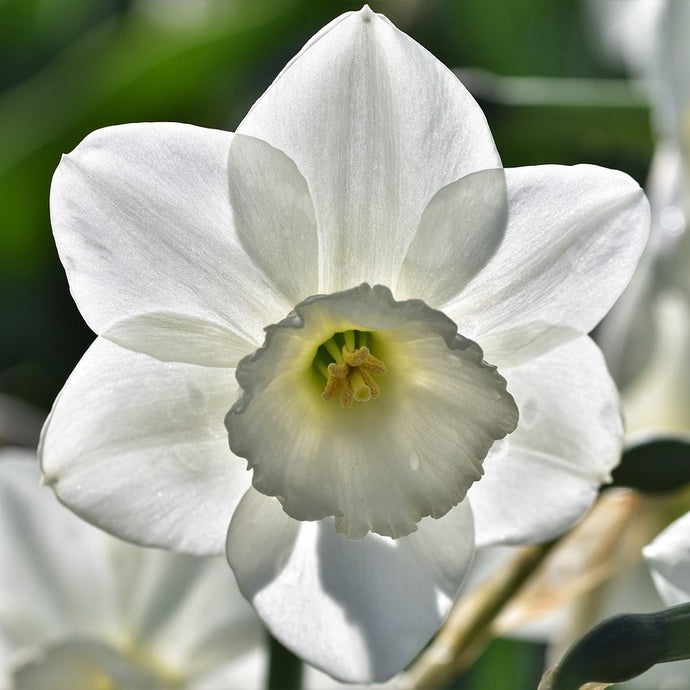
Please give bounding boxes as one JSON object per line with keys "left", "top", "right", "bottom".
{"left": 584, "top": 0, "right": 661, "bottom": 94}
{"left": 0, "top": 448, "right": 265, "bottom": 690}
{"left": 40, "top": 6, "right": 648, "bottom": 682}
{"left": 539, "top": 6, "right": 690, "bottom": 687}
{"left": 592, "top": 0, "right": 690, "bottom": 433}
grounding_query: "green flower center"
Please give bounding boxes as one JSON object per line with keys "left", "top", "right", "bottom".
{"left": 313, "top": 330, "right": 387, "bottom": 407}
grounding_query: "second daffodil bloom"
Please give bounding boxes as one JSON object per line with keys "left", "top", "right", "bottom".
{"left": 0, "top": 449, "right": 266, "bottom": 690}
{"left": 41, "top": 6, "right": 649, "bottom": 683}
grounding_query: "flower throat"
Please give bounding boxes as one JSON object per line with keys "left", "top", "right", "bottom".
{"left": 314, "top": 330, "right": 387, "bottom": 407}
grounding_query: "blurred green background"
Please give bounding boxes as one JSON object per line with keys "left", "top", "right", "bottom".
{"left": 0, "top": 1, "right": 653, "bottom": 687}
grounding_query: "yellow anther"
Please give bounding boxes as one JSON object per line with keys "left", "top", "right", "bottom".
{"left": 321, "top": 374, "right": 342, "bottom": 401}
{"left": 359, "top": 368, "right": 381, "bottom": 399}
{"left": 340, "top": 376, "right": 354, "bottom": 407}
{"left": 342, "top": 345, "right": 369, "bottom": 367}
{"left": 363, "top": 352, "right": 387, "bottom": 375}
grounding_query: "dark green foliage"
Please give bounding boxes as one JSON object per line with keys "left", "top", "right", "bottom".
{"left": 612, "top": 435, "right": 690, "bottom": 492}
{"left": 548, "top": 604, "right": 690, "bottom": 690}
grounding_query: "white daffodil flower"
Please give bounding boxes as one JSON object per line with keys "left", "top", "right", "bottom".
{"left": 0, "top": 448, "right": 265, "bottom": 690}
{"left": 40, "top": 6, "right": 649, "bottom": 682}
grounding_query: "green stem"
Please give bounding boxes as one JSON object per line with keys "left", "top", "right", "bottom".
{"left": 267, "top": 633, "right": 302, "bottom": 690}
{"left": 404, "top": 540, "right": 556, "bottom": 689}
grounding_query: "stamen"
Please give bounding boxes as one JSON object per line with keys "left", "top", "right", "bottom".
{"left": 343, "top": 345, "right": 370, "bottom": 367}
{"left": 315, "top": 357, "right": 330, "bottom": 379}
{"left": 359, "top": 369, "right": 381, "bottom": 399}
{"left": 324, "top": 338, "right": 343, "bottom": 363}
{"left": 316, "top": 331, "right": 387, "bottom": 407}
{"left": 321, "top": 374, "right": 342, "bottom": 400}
{"left": 344, "top": 330, "right": 356, "bottom": 352}
{"left": 340, "top": 376, "right": 354, "bottom": 407}
{"left": 327, "top": 361, "right": 349, "bottom": 379}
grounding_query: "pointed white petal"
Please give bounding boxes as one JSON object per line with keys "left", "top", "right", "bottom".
{"left": 239, "top": 7, "right": 500, "bottom": 291}
{"left": 443, "top": 165, "right": 649, "bottom": 366}
{"left": 40, "top": 338, "right": 249, "bottom": 555}
{"left": 50, "top": 122, "right": 295, "bottom": 365}
{"left": 104, "top": 313, "right": 253, "bottom": 368}
{"left": 227, "top": 284, "right": 517, "bottom": 539}
{"left": 644, "top": 511, "right": 690, "bottom": 606}
{"left": 227, "top": 488, "right": 474, "bottom": 683}
{"left": 468, "top": 336, "right": 623, "bottom": 547}
{"left": 397, "top": 168, "right": 508, "bottom": 305}
{"left": 227, "top": 134, "right": 318, "bottom": 306}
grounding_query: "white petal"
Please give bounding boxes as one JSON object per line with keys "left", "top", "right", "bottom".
{"left": 468, "top": 336, "right": 623, "bottom": 547}
{"left": 0, "top": 451, "right": 117, "bottom": 648}
{"left": 227, "top": 134, "right": 318, "bottom": 306}
{"left": 104, "top": 313, "right": 253, "bottom": 368}
{"left": 50, "top": 122, "right": 293, "bottom": 365}
{"left": 644, "top": 511, "right": 690, "bottom": 606}
{"left": 227, "top": 284, "right": 517, "bottom": 539}
{"left": 397, "top": 168, "right": 508, "bottom": 305}
{"left": 443, "top": 165, "right": 649, "bottom": 366}
{"left": 238, "top": 7, "right": 500, "bottom": 292}
{"left": 227, "top": 488, "right": 474, "bottom": 683}
{"left": 40, "top": 338, "right": 249, "bottom": 555}
{"left": 112, "top": 546, "right": 264, "bottom": 681}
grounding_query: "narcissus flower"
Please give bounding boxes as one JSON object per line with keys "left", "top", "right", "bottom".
{"left": 41, "top": 6, "right": 649, "bottom": 682}
{"left": 0, "top": 449, "right": 265, "bottom": 690}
